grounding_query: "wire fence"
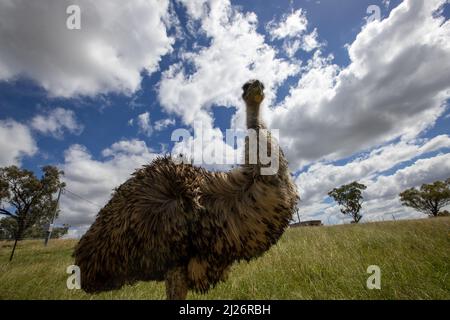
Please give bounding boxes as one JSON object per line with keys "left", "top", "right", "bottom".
{"left": 0, "top": 188, "right": 100, "bottom": 241}
{"left": 63, "top": 189, "right": 103, "bottom": 208}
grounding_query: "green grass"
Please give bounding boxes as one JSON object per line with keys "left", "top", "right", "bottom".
{"left": 1, "top": 217, "right": 449, "bottom": 300}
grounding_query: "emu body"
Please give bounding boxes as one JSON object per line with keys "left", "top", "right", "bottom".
{"left": 73, "top": 80, "right": 299, "bottom": 299}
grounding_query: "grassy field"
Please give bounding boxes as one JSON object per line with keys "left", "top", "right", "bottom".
{"left": 1, "top": 217, "right": 449, "bottom": 300}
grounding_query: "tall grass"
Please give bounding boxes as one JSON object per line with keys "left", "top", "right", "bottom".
{"left": 1, "top": 217, "right": 449, "bottom": 300}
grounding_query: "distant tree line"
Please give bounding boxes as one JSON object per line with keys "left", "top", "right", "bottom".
{"left": 328, "top": 178, "right": 450, "bottom": 224}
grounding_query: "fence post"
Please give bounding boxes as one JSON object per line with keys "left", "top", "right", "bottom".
{"left": 44, "top": 187, "right": 63, "bottom": 246}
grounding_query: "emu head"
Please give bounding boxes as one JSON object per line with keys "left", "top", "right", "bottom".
{"left": 242, "top": 79, "right": 265, "bottom": 105}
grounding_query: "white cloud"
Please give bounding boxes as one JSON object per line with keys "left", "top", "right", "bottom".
{"left": 154, "top": 118, "right": 176, "bottom": 131}
{"left": 301, "top": 29, "right": 321, "bottom": 52}
{"left": 2, "top": 0, "right": 448, "bottom": 231}
{"left": 266, "top": 9, "right": 308, "bottom": 40}
{"left": 268, "top": 0, "right": 450, "bottom": 224}
{"left": 0, "top": 119, "right": 37, "bottom": 166}
{"left": 31, "top": 107, "right": 83, "bottom": 138}
{"left": 0, "top": 0, "right": 174, "bottom": 97}
{"left": 58, "top": 140, "right": 159, "bottom": 228}
{"left": 159, "top": 1, "right": 450, "bottom": 227}
{"left": 268, "top": 9, "right": 321, "bottom": 57}
{"left": 366, "top": 153, "right": 450, "bottom": 201}
{"left": 270, "top": 0, "right": 450, "bottom": 170}
{"left": 63, "top": 226, "right": 90, "bottom": 239}
{"left": 159, "top": 0, "right": 299, "bottom": 166}
{"left": 102, "top": 139, "right": 152, "bottom": 157}
{"left": 169, "top": 121, "right": 240, "bottom": 172}
{"left": 296, "top": 141, "right": 450, "bottom": 224}
{"left": 159, "top": 0, "right": 299, "bottom": 128}
{"left": 283, "top": 39, "right": 302, "bottom": 58}
{"left": 359, "top": 152, "right": 450, "bottom": 222}
{"left": 137, "top": 112, "right": 153, "bottom": 136}
{"left": 296, "top": 135, "right": 450, "bottom": 206}
{"left": 282, "top": 29, "right": 321, "bottom": 58}
{"left": 362, "top": 198, "right": 426, "bottom": 223}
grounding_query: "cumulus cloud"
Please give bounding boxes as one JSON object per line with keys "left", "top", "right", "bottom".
{"left": 281, "top": 29, "right": 321, "bottom": 58}
{"left": 0, "top": 0, "right": 174, "bottom": 97}
{"left": 297, "top": 141, "right": 450, "bottom": 224}
{"left": 154, "top": 118, "right": 176, "bottom": 131}
{"left": 366, "top": 153, "right": 450, "bottom": 201}
{"left": 58, "top": 140, "right": 159, "bottom": 229}
{"left": 360, "top": 153, "right": 450, "bottom": 222}
{"left": 102, "top": 139, "right": 153, "bottom": 157}
{"left": 159, "top": 0, "right": 299, "bottom": 127}
{"left": 283, "top": 39, "right": 302, "bottom": 58}
{"left": 270, "top": 0, "right": 450, "bottom": 169}
{"left": 300, "top": 29, "right": 321, "bottom": 52}
{"left": 159, "top": 0, "right": 299, "bottom": 166}
{"left": 158, "top": 0, "right": 450, "bottom": 226}
{"left": 268, "top": 9, "right": 321, "bottom": 57}
{"left": 273, "top": 0, "right": 450, "bottom": 224}
{"left": 0, "top": 119, "right": 37, "bottom": 166}
{"left": 266, "top": 9, "right": 308, "bottom": 40}
{"left": 31, "top": 107, "right": 83, "bottom": 138}
{"left": 137, "top": 112, "right": 153, "bottom": 137}
{"left": 3, "top": 0, "right": 447, "bottom": 232}
{"left": 296, "top": 135, "right": 450, "bottom": 206}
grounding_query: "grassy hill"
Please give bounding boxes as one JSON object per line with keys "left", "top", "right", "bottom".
{"left": 1, "top": 217, "right": 449, "bottom": 300}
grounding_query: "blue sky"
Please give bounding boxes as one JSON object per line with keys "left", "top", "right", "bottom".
{"left": 0, "top": 0, "right": 449, "bottom": 237}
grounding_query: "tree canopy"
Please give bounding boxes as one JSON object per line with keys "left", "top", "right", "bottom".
{"left": 399, "top": 179, "right": 450, "bottom": 217}
{"left": 328, "top": 181, "right": 367, "bottom": 223}
{"left": 0, "top": 165, "right": 65, "bottom": 258}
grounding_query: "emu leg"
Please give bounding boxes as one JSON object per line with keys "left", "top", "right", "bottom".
{"left": 165, "top": 266, "right": 188, "bottom": 300}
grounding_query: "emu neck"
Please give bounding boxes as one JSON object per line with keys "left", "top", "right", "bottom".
{"left": 246, "top": 102, "right": 261, "bottom": 129}
{"left": 243, "top": 100, "right": 290, "bottom": 181}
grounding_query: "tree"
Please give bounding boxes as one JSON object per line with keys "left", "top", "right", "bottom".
{"left": 48, "top": 224, "right": 70, "bottom": 239}
{"left": 0, "top": 217, "right": 69, "bottom": 240}
{"left": 328, "top": 181, "right": 367, "bottom": 223}
{"left": 0, "top": 165, "right": 65, "bottom": 260}
{"left": 438, "top": 210, "right": 450, "bottom": 217}
{"left": 399, "top": 179, "right": 450, "bottom": 217}
{"left": 0, "top": 217, "right": 18, "bottom": 240}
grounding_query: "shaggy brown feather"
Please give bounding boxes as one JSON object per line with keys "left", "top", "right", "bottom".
{"left": 73, "top": 79, "right": 299, "bottom": 298}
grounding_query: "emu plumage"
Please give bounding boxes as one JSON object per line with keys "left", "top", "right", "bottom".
{"left": 73, "top": 80, "right": 299, "bottom": 299}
